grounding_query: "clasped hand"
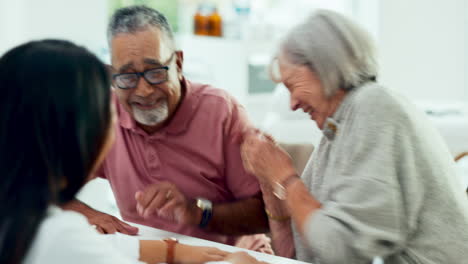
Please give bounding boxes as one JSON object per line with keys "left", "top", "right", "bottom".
{"left": 240, "top": 131, "right": 296, "bottom": 185}
{"left": 135, "top": 181, "right": 199, "bottom": 225}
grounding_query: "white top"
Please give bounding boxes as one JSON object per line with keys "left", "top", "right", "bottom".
{"left": 22, "top": 206, "right": 308, "bottom": 264}
{"left": 23, "top": 206, "right": 143, "bottom": 264}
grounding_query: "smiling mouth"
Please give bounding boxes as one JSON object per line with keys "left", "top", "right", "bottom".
{"left": 131, "top": 98, "right": 165, "bottom": 110}
{"left": 302, "top": 107, "right": 315, "bottom": 118}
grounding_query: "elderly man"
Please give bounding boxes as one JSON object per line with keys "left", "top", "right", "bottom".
{"left": 65, "top": 5, "right": 270, "bottom": 248}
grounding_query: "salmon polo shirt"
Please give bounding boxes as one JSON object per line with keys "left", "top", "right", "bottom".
{"left": 97, "top": 80, "right": 261, "bottom": 245}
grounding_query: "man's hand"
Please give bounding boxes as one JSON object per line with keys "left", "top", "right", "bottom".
{"left": 135, "top": 181, "right": 201, "bottom": 225}
{"left": 135, "top": 183, "right": 269, "bottom": 235}
{"left": 88, "top": 211, "right": 139, "bottom": 235}
{"left": 62, "top": 199, "right": 139, "bottom": 235}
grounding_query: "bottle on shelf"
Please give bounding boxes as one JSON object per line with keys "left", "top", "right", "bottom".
{"left": 234, "top": 0, "right": 251, "bottom": 40}
{"left": 193, "top": 5, "right": 210, "bottom": 36}
{"left": 208, "top": 7, "right": 222, "bottom": 37}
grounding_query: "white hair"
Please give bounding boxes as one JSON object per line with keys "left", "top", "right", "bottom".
{"left": 107, "top": 5, "right": 175, "bottom": 49}
{"left": 131, "top": 100, "right": 169, "bottom": 126}
{"left": 278, "top": 9, "right": 377, "bottom": 97}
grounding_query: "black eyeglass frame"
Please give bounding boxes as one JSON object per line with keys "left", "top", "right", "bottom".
{"left": 112, "top": 53, "right": 175, "bottom": 89}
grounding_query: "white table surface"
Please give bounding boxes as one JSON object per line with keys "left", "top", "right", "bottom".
{"left": 131, "top": 223, "right": 310, "bottom": 264}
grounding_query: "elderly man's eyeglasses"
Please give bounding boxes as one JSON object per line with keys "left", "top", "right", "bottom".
{"left": 112, "top": 53, "right": 175, "bottom": 89}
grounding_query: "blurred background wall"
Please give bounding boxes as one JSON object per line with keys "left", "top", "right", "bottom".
{"left": 1, "top": 0, "right": 466, "bottom": 103}
{"left": 378, "top": 0, "right": 467, "bottom": 102}
{"left": 1, "top": 0, "right": 467, "bottom": 215}
{"left": 1, "top": 0, "right": 467, "bottom": 146}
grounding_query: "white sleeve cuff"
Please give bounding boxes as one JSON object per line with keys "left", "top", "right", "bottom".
{"left": 102, "top": 233, "right": 141, "bottom": 262}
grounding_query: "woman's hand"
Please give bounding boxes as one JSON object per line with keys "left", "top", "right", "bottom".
{"left": 240, "top": 131, "right": 297, "bottom": 185}
{"left": 235, "top": 234, "right": 274, "bottom": 255}
{"left": 175, "top": 244, "right": 228, "bottom": 264}
{"left": 224, "top": 252, "right": 270, "bottom": 264}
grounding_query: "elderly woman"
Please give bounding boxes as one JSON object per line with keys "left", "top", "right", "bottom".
{"left": 241, "top": 9, "right": 468, "bottom": 264}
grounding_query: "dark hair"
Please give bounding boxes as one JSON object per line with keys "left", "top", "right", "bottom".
{"left": 107, "top": 5, "right": 174, "bottom": 44}
{"left": 0, "top": 39, "right": 111, "bottom": 263}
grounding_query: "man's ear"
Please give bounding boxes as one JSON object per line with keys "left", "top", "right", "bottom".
{"left": 175, "top": 50, "right": 184, "bottom": 80}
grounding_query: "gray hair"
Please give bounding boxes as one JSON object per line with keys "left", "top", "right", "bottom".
{"left": 107, "top": 5, "right": 174, "bottom": 47}
{"left": 279, "top": 9, "right": 377, "bottom": 97}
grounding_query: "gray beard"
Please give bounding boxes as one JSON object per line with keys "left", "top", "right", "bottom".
{"left": 131, "top": 100, "right": 169, "bottom": 126}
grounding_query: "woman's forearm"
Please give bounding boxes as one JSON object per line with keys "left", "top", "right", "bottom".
{"left": 259, "top": 182, "right": 295, "bottom": 257}
{"left": 139, "top": 240, "right": 166, "bottom": 264}
{"left": 285, "top": 179, "right": 321, "bottom": 234}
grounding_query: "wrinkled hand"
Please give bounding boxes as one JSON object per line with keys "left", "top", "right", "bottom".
{"left": 88, "top": 211, "right": 139, "bottom": 235}
{"left": 240, "top": 131, "right": 296, "bottom": 185}
{"left": 235, "top": 234, "right": 274, "bottom": 255}
{"left": 135, "top": 182, "right": 199, "bottom": 225}
{"left": 175, "top": 244, "right": 228, "bottom": 264}
{"left": 224, "top": 252, "right": 270, "bottom": 264}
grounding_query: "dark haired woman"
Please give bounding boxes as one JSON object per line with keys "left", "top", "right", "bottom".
{"left": 0, "top": 39, "right": 229, "bottom": 264}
